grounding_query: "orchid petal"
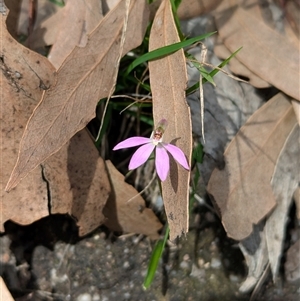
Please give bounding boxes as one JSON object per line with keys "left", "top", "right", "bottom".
{"left": 155, "top": 146, "right": 170, "bottom": 181}
{"left": 163, "top": 143, "right": 189, "bottom": 170}
{"left": 113, "top": 137, "right": 151, "bottom": 150}
{"left": 128, "top": 143, "right": 155, "bottom": 170}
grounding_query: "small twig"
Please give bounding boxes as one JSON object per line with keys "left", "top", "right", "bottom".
{"left": 199, "top": 44, "right": 206, "bottom": 143}
{"left": 188, "top": 57, "right": 248, "bottom": 84}
{"left": 190, "top": 189, "right": 216, "bottom": 213}
{"left": 111, "top": 95, "right": 151, "bottom": 114}
{"left": 126, "top": 170, "right": 157, "bottom": 203}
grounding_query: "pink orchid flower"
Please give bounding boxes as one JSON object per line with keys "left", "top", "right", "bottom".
{"left": 113, "top": 119, "right": 189, "bottom": 181}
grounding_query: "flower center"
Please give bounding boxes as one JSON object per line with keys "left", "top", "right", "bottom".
{"left": 151, "top": 119, "right": 168, "bottom": 145}
{"left": 152, "top": 126, "right": 164, "bottom": 145}
{"left": 153, "top": 129, "right": 163, "bottom": 141}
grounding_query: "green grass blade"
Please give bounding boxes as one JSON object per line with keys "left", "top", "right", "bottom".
{"left": 192, "top": 142, "right": 204, "bottom": 164}
{"left": 173, "top": 0, "right": 182, "bottom": 9}
{"left": 170, "top": 0, "right": 184, "bottom": 41}
{"left": 186, "top": 46, "right": 243, "bottom": 95}
{"left": 186, "top": 52, "right": 215, "bottom": 85}
{"left": 95, "top": 100, "right": 112, "bottom": 147}
{"left": 48, "top": 0, "right": 65, "bottom": 6}
{"left": 126, "top": 32, "right": 216, "bottom": 75}
{"left": 143, "top": 226, "right": 169, "bottom": 289}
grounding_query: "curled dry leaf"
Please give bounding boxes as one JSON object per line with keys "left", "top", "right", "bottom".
{"left": 214, "top": 41, "right": 271, "bottom": 89}
{"left": 266, "top": 124, "right": 299, "bottom": 281}
{"left": 291, "top": 100, "right": 300, "bottom": 125}
{"left": 104, "top": 161, "right": 162, "bottom": 240}
{"left": 285, "top": 0, "right": 300, "bottom": 44}
{"left": 149, "top": 0, "right": 222, "bottom": 20}
{"left": 238, "top": 223, "right": 269, "bottom": 293}
{"left": 149, "top": 0, "right": 192, "bottom": 241}
{"left": 48, "top": 0, "right": 104, "bottom": 68}
{"left": 0, "top": 4, "right": 56, "bottom": 230}
{"left": 1, "top": 3, "right": 111, "bottom": 236}
{"left": 43, "top": 129, "right": 111, "bottom": 236}
{"left": 207, "top": 93, "right": 297, "bottom": 240}
{"left": 238, "top": 124, "right": 299, "bottom": 292}
{"left": 5, "top": 0, "right": 22, "bottom": 39}
{"left": 17, "top": 0, "right": 59, "bottom": 37}
{"left": 6, "top": 0, "right": 149, "bottom": 191}
{"left": 285, "top": 240, "right": 300, "bottom": 283}
{"left": 29, "top": 8, "right": 64, "bottom": 50}
{"left": 214, "top": 0, "right": 300, "bottom": 100}
{"left": 42, "top": 1, "right": 110, "bottom": 236}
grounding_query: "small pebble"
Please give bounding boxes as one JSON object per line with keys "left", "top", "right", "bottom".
{"left": 180, "top": 260, "right": 189, "bottom": 270}
{"left": 198, "top": 258, "right": 205, "bottom": 267}
{"left": 123, "top": 261, "right": 130, "bottom": 269}
{"left": 211, "top": 257, "right": 221, "bottom": 269}
{"left": 183, "top": 254, "right": 190, "bottom": 261}
{"left": 141, "top": 269, "right": 147, "bottom": 277}
{"left": 190, "top": 264, "right": 205, "bottom": 278}
{"left": 92, "top": 293, "right": 100, "bottom": 301}
{"left": 209, "top": 241, "right": 218, "bottom": 252}
{"left": 93, "top": 234, "right": 100, "bottom": 240}
{"left": 229, "top": 274, "right": 239, "bottom": 282}
{"left": 73, "top": 281, "right": 79, "bottom": 287}
{"left": 76, "top": 293, "right": 92, "bottom": 301}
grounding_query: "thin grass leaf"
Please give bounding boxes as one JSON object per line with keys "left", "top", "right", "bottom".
{"left": 118, "top": 108, "right": 153, "bottom": 126}
{"left": 199, "top": 66, "right": 215, "bottom": 85}
{"left": 126, "top": 32, "right": 216, "bottom": 75}
{"left": 189, "top": 143, "right": 204, "bottom": 212}
{"left": 138, "top": 82, "right": 151, "bottom": 92}
{"left": 191, "top": 143, "right": 203, "bottom": 191}
{"left": 173, "top": 0, "right": 182, "bottom": 9}
{"left": 170, "top": 0, "right": 184, "bottom": 41}
{"left": 109, "top": 101, "right": 153, "bottom": 126}
{"left": 192, "top": 142, "right": 204, "bottom": 164}
{"left": 95, "top": 101, "right": 112, "bottom": 147}
{"left": 186, "top": 52, "right": 215, "bottom": 85}
{"left": 143, "top": 226, "right": 169, "bottom": 289}
{"left": 49, "top": 0, "right": 65, "bottom": 6}
{"left": 186, "top": 47, "right": 243, "bottom": 95}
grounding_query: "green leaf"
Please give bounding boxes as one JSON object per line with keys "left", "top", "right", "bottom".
{"left": 199, "top": 66, "right": 215, "bottom": 86}
{"left": 126, "top": 32, "right": 217, "bottom": 75}
{"left": 170, "top": 0, "right": 184, "bottom": 41}
{"left": 48, "top": 0, "right": 65, "bottom": 6}
{"left": 186, "top": 47, "right": 243, "bottom": 95}
{"left": 143, "top": 226, "right": 169, "bottom": 289}
{"left": 186, "top": 52, "right": 215, "bottom": 86}
{"left": 172, "top": 0, "right": 182, "bottom": 10}
{"left": 192, "top": 142, "right": 204, "bottom": 164}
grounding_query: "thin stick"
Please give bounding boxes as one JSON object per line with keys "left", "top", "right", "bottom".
{"left": 199, "top": 44, "right": 207, "bottom": 143}
{"left": 126, "top": 170, "right": 157, "bottom": 203}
